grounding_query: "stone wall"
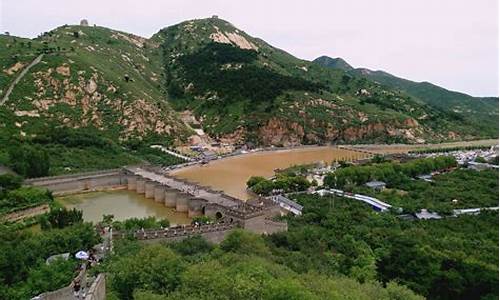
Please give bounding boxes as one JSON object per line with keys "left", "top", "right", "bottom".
{"left": 85, "top": 274, "right": 106, "bottom": 300}
{"left": 114, "top": 223, "right": 238, "bottom": 244}
{"left": 1, "top": 203, "right": 49, "bottom": 222}
{"left": 25, "top": 169, "right": 126, "bottom": 195}
{"left": 241, "top": 214, "right": 288, "bottom": 235}
{"left": 35, "top": 266, "right": 87, "bottom": 300}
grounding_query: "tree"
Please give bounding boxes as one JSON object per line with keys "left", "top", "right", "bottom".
{"left": 246, "top": 176, "right": 267, "bottom": 188}
{"left": 107, "top": 245, "right": 185, "bottom": 299}
{"left": 0, "top": 174, "right": 22, "bottom": 195}
{"left": 8, "top": 144, "right": 50, "bottom": 178}
{"left": 40, "top": 207, "right": 83, "bottom": 229}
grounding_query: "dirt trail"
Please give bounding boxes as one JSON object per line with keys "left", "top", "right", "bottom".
{"left": 1, "top": 54, "right": 44, "bottom": 105}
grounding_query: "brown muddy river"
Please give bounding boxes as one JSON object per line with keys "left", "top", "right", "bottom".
{"left": 172, "top": 147, "right": 368, "bottom": 200}
{"left": 57, "top": 190, "right": 191, "bottom": 225}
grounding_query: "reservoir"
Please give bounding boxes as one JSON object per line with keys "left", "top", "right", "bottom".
{"left": 172, "top": 147, "right": 368, "bottom": 199}
{"left": 57, "top": 147, "right": 367, "bottom": 222}
{"left": 57, "top": 190, "right": 191, "bottom": 225}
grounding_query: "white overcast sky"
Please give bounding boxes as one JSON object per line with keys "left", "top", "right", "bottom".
{"left": 0, "top": 0, "right": 498, "bottom": 96}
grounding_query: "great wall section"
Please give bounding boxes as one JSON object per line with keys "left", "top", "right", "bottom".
{"left": 25, "top": 166, "right": 288, "bottom": 240}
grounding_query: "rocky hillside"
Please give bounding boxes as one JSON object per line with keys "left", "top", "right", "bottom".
{"left": 157, "top": 17, "right": 495, "bottom": 146}
{"left": 1, "top": 17, "right": 497, "bottom": 152}
{"left": 0, "top": 26, "right": 191, "bottom": 144}
{"left": 314, "top": 56, "right": 499, "bottom": 138}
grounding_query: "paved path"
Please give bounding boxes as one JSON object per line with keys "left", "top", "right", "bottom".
{"left": 1, "top": 54, "right": 44, "bottom": 105}
{"left": 315, "top": 188, "right": 392, "bottom": 211}
{"left": 150, "top": 145, "right": 193, "bottom": 161}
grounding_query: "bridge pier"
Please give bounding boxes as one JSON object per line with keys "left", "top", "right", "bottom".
{"left": 176, "top": 192, "right": 190, "bottom": 213}
{"left": 136, "top": 178, "right": 145, "bottom": 194}
{"left": 164, "top": 188, "right": 178, "bottom": 208}
{"left": 145, "top": 181, "right": 155, "bottom": 199}
{"left": 154, "top": 184, "right": 165, "bottom": 203}
{"left": 127, "top": 175, "right": 137, "bottom": 190}
{"left": 188, "top": 198, "right": 207, "bottom": 218}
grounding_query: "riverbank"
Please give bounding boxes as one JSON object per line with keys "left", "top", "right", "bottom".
{"left": 345, "top": 139, "right": 498, "bottom": 154}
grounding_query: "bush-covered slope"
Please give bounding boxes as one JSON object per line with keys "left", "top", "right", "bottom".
{"left": 314, "top": 56, "right": 499, "bottom": 138}
{"left": 158, "top": 17, "right": 492, "bottom": 146}
{"left": 1, "top": 18, "right": 497, "bottom": 153}
{"left": 0, "top": 27, "right": 191, "bottom": 143}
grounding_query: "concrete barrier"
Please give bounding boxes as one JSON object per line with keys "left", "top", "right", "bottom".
{"left": 145, "top": 181, "right": 155, "bottom": 199}
{"left": 164, "top": 188, "right": 178, "bottom": 208}
{"left": 154, "top": 185, "right": 165, "bottom": 202}
{"left": 136, "top": 179, "right": 145, "bottom": 194}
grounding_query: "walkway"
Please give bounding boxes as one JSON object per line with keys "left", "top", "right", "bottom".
{"left": 1, "top": 54, "right": 44, "bottom": 105}
{"left": 453, "top": 207, "right": 499, "bottom": 216}
{"left": 268, "top": 195, "right": 303, "bottom": 215}
{"left": 314, "top": 188, "right": 499, "bottom": 218}
{"left": 150, "top": 145, "right": 193, "bottom": 161}
{"left": 315, "top": 188, "right": 392, "bottom": 211}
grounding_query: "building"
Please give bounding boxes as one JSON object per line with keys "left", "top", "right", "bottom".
{"left": 80, "top": 19, "right": 89, "bottom": 26}
{"left": 365, "top": 180, "right": 386, "bottom": 191}
{"left": 416, "top": 174, "right": 433, "bottom": 182}
{"left": 269, "top": 195, "right": 303, "bottom": 215}
{"left": 414, "top": 209, "right": 442, "bottom": 220}
{"left": 467, "top": 161, "right": 499, "bottom": 171}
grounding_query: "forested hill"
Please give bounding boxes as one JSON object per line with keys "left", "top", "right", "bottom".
{"left": 314, "top": 56, "right": 499, "bottom": 137}
{"left": 0, "top": 17, "right": 498, "bottom": 151}
{"left": 156, "top": 17, "right": 497, "bottom": 145}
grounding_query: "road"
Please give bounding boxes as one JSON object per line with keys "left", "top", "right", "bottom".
{"left": 1, "top": 54, "right": 44, "bottom": 105}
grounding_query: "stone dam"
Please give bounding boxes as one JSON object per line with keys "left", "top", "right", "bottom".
{"left": 25, "top": 166, "right": 288, "bottom": 239}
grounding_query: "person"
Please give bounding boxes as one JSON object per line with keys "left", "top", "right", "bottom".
{"left": 73, "top": 279, "right": 81, "bottom": 298}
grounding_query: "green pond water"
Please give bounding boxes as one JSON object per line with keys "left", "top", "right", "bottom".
{"left": 57, "top": 190, "right": 191, "bottom": 225}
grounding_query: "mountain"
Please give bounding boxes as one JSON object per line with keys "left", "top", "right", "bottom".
{"left": 314, "top": 56, "right": 499, "bottom": 137}
{"left": 0, "top": 26, "right": 191, "bottom": 142}
{"left": 314, "top": 56, "right": 353, "bottom": 72}
{"left": 0, "top": 17, "right": 497, "bottom": 157}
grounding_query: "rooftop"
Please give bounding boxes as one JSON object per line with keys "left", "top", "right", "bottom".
{"left": 365, "top": 181, "right": 386, "bottom": 188}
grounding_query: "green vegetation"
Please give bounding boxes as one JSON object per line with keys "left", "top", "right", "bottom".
{"left": 247, "top": 173, "right": 311, "bottom": 196}
{"left": 0, "top": 174, "right": 52, "bottom": 214}
{"left": 408, "top": 145, "right": 493, "bottom": 154}
{"left": 315, "top": 56, "right": 499, "bottom": 138}
{"left": 1, "top": 19, "right": 498, "bottom": 149}
{"left": 0, "top": 223, "right": 100, "bottom": 299}
{"left": 40, "top": 206, "right": 83, "bottom": 230}
{"left": 324, "top": 156, "right": 457, "bottom": 188}
{"left": 324, "top": 156, "right": 499, "bottom": 213}
{"left": 363, "top": 168, "right": 498, "bottom": 214}
{"left": 269, "top": 194, "right": 498, "bottom": 300}
{"left": 167, "top": 42, "right": 323, "bottom": 135}
{"left": 111, "top": 216, "right": 170, "bottom": 232}
{"left": 0, "top": 127, "right": 184, "bottom": 176}
{"left": 158, "top": 17, "right": 495, "bottom": 144}
{"left": 100, "top": 231, "right": 422, "bottom": 300}
{"left": 0, "top": 27, "right": 191, "bottom": 176}
{"left": 6, "top": 144, "right": 50, "bottom": 178}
